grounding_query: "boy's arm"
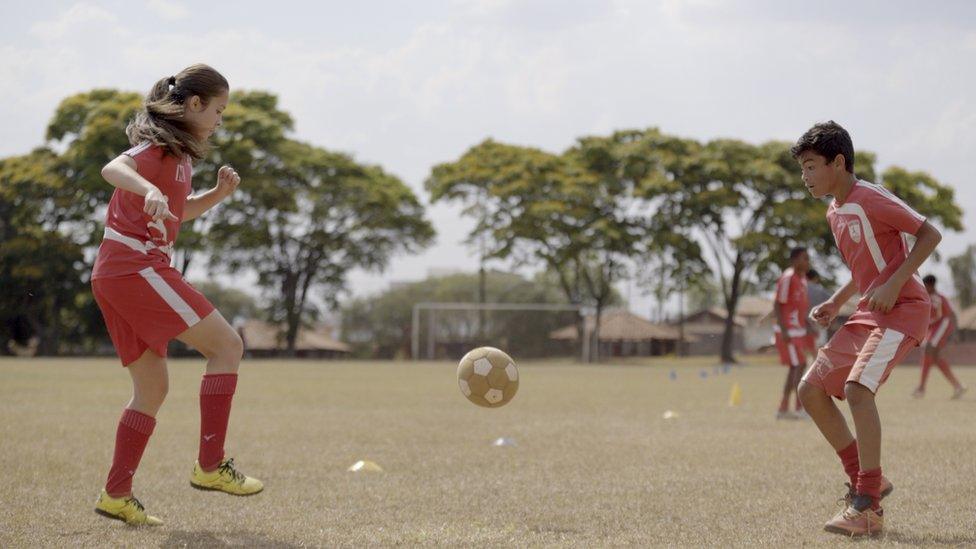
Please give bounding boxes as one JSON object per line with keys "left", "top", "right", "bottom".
{"left": 864, "top": 221, "right": 942, "bottom": 314}
{"left": 101, "top": 155, "right": 176, "bottom": 221}
{"left": 774, "top": 301, "right": 791, "bottom": 340}
{"left": 810, "top": 279, "right": 857, "bottom": 328}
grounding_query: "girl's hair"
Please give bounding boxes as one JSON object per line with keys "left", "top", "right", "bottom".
{"left": 126, "top": 63, "right": 229, "bottom": 160}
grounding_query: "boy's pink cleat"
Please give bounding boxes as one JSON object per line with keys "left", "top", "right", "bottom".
{"left": 824, "top": 503, "right": 883, "bottom": 537}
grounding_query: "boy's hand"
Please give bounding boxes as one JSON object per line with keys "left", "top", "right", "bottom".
{"left": 810, "top": 301, "right": 839, "bottom": 328}
{"left": 863, "top": 280, "right": 899, "bottom": 314}
{"left": 216, "top": 165, "right": 241, "bottom": 198}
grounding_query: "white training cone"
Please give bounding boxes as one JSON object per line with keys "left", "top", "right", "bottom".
{"left": 347, "top": 460, "right": 384, "bottom": 473}
{"left": 492, "top": 437, "right": 517, "bottom": 447}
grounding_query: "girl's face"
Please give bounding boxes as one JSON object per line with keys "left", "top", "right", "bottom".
{"left": 184, "top": 89, "right": 229, "bottom": 140}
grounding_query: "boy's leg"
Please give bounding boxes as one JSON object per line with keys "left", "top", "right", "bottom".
{"left": 845, "top": 328, "right": 917, "bottom": 509}
{"left": 917, "top": 345, "right": 934, "bottom": 393}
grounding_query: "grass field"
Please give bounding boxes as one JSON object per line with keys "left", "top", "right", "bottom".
{"left": 1, "top": 355, "right": 975, "bottom": 547}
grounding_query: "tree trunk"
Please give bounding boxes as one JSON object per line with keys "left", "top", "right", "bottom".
{"left": 720, "top": 257, "right": 745, "bottom": 364}
{"left": 591, "top": 301, "right": 603, "bottom": 363}
{"left": 281, "top": 273, "right": 300, "bottom": 357}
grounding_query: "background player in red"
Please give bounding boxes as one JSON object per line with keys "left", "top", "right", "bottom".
{"left": 913, "top": 274, "right": 967, "bottom": 399}
{"left": 773, "top": 247, "right": 813, "bottom": 419}
{"left": 792, "top": 121, "right": 942, "bottom": 537}
{"left": 91, "top": 64, "right": 262, "bottom": 526}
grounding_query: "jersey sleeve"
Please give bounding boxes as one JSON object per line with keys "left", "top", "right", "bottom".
{"left": 942, "top": 295, "right": 955, "bottom": 318}
{"left": 869, "top": 187, "right": 926, "bottom": 235}
{"left": 776, "top": 274, "right": 791, "bottom": 304}
{"left": 123, "top": 142, "right": 164, "bottom": 182}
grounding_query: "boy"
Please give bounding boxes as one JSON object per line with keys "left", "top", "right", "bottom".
{"left": 774, "top": 247, "right": 813, "bottom": 419}
{"left": 913, "top": 274, "right": 967, "bottom": 399}
{"left": 792, "top": 121, "right": 941, "bottom": 537}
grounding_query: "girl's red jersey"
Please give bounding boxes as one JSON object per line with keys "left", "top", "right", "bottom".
{"left": 92, "top": 142, "right": 193, "bottom": 279}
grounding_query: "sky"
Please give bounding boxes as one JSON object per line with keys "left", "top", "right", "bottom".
{"left": 2, "top": 0, "right": 975, "bottom": 313}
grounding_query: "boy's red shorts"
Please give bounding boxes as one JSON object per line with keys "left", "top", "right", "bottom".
{"left": 775, "top": 332, "right": 815, "bottom": 367}
{"left": 802, "top": 322, "right": 918, "bottom": 399}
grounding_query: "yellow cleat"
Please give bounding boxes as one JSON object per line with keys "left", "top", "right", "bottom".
{"left": 190, "top": 458, "right": 263, "bottom": 496}
{"left": 94, "top": 490, "right": 163, "bottom": 526}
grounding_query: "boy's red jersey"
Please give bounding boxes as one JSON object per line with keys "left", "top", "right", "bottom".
{"left": 774, "top": 267, "right": 809, "bottom": 336}
{"left": 826, "top": 180, "right": 930, "bottom": 342}
{"left": 92, "top": 143, "right": 193, "bottom": 279}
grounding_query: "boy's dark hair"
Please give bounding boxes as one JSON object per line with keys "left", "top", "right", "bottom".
{"left": 789, "top": 246, "right": 807, "bottom": 261}
{"left": 790, "top": 120, "right": 855, "bottom": 174}
{"left": 923, "top": 274, "right": 937, "bottom": 286}
{"left": 806, "top": 269, "right": 820, "bottom": 281}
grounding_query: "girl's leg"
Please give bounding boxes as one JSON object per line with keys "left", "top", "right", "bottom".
{"left": 176, "top": 311, "right": 244, "bottom": 471}
{"left": 105, "top": 349, "right": 168, "bottom": 497}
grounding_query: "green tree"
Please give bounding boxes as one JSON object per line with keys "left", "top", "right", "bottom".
{"left": 948, "top": 245, "right": 976, "bottom": 309}
{"left": 0, "top": 149, "right": 90, "bottom": 354}
{"left": 427, "top": 139, "right": 645, "bottom": 361}
{"left": 191, "top": 281, "right": 261, "bottom": 324}
{"left": 208, "top": 140, "right": 434, "bottom": 354}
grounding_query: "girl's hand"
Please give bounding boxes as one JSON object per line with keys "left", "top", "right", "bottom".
{"left": 216, "top": 165, "right": 241, "bottom": 198}
{"left": 144, "top": 187, "right": 177, "bottom": 221}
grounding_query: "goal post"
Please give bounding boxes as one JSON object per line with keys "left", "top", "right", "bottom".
{"left": 410, "top": 302, "right": 589, "bottom": 361}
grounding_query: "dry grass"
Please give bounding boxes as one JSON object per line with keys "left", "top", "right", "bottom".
{"left": 1, "top": 355, "right": 974, "bottom": 547}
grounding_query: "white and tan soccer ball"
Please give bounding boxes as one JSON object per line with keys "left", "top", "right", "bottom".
{"left": 456, "top": 347, "right": 519, "bottom": 408}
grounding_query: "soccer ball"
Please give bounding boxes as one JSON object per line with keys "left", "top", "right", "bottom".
{"left": 457, "top": 347, "right": 519, "bottom": 408}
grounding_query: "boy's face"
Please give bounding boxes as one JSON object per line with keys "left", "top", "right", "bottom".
{"left": 798, "top": 150, "right": 843, "bottom": 198}
{"left": 794, "top": 250, "right": 810, "bottom": 273}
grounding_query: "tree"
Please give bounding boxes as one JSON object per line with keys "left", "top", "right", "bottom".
{"left": 948, "top": 245, "right": 976, "bottom": 309}
{"left": 0, "top": 150, "right": 90, "bottom": 355}
{"left": 427, "top": 139, "right": 648, "bottom": 361}
{"left": 191, "top": 281, "right": 261, "bottom": 325}
{"left": 208, "top": 139, "right": 434, "bottom": 354}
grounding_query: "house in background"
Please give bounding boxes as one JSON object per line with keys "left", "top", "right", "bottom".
{"left": 550, "top": 309, "right": 688, "bottom": 357}
{"left": 237, "top": 319, "right": 351, "bottom": 358}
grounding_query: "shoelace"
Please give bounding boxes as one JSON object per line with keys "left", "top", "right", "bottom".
{"left": 218, "top": 458, "right": 246, "bottom": 484}
{"left": 126, "top": 496, "right": 146, "bottom": 512}
{"left": 837, "top": 482, "right": 856, "bottom": 507}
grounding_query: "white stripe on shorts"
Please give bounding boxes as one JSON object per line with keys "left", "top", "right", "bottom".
{"left": 858, "top": 329, "right": 905, "bottom": 392}
{"left": 787, "top": 343, "right": 800, "bottom": 367}
{"left": 138, "top": 267, "right": 201, "bottom": 327}
{"left": 932, "top": 318, "right": 950, "bottom": 345}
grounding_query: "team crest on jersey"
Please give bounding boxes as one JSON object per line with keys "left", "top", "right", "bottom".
{"left": 848, "top": 220, "right": 862, "bottom": 243}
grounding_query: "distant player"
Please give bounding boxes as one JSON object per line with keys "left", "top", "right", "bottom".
{"left": 91, "top": 64, "right": 262, "bottom": 526}
{"left": 913, "top": 274, "right": 967, "bottom": 399}
{"left": 773, "top": 247, "right": 813, "bottom": 419}
{"left": 792, "top": 121, "right": 941, "bottom": 537}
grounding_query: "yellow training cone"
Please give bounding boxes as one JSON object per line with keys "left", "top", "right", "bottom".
{"left": 729, "top": 382, "right": 742, "bottom": 407}
{"left": 347, "top": 460, "right": 384, "bottom": 473}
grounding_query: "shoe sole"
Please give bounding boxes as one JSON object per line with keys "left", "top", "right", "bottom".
{"left": 94, "top": 507, "right": 160, "bottom": 526}
{"left": 94, "top": 507, "right": 127, "bottom": 522}
{"left": 190, "top": 481, "right": 264, "bottom": 496}
{"left": 824, "top": 524, "right": 882, "bottom": 537}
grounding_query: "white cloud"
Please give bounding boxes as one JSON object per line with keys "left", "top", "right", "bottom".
{"left": 146, "top": 0, "right": 189, "bottom": 20}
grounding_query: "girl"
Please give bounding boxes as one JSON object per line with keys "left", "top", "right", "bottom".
{"left": 92, "top": 64, "right": 262, "bottom": 526}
